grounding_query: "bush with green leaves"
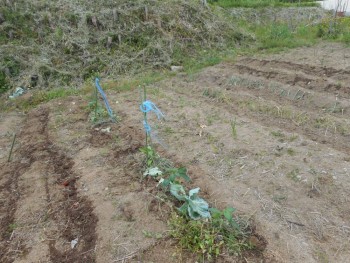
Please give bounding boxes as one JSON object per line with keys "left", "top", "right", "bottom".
{"left": 317, "top": 17, "right": 350, "bottom": 43}
{"left": 142, "top": 163, "right": 209, "bottom": 220}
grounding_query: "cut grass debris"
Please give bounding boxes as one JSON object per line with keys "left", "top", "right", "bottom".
{"left": 1, "top": 0, "right": 245, "bottom": 91}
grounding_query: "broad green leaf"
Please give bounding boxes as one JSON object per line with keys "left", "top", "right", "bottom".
{"left": 170, "top": 183, "right": 187, "bottom": 201}
{"left": 161, "top": 178, "right": 170, "bottom": 187}
{"left": 143, "top": 167, "right": 162, "bottom": 177}
{"left": 176, "top": 167, "right": 191, "bottom": 182}
{"left": 189, "top": 198, "right": 210, "bottom": 219}
{"left": 223, "top": 207, "right": 236, "bottom": 222}
{"left": 209, "top": 207, "right": 221, "bottom": 219}
{"left": 167, "top": 167, "right": 191, "bottom": 183}
{"left": 187, "top": 189, "right": 211, "bottom": 220}
{"left": 188, "top": 187, "right": 200, "bottom": 197}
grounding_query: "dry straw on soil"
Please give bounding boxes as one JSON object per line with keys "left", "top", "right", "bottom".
{"left": 0, "top": 0, "right": 246, "bottom": 92}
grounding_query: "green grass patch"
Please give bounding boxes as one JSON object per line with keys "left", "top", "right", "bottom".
{"left": 317, "top": 17, "right": 350, "bottom": 45}
{"left": 104, "top": 71, "right": 170, "bottom": 92}
{"left": 0, "top": 88, "right": 80, "bottom": 111}
{"left": 254, "top": 23, "right": 318, "bottom": 50}
{"left": 0, "top": 70, "right": 171, "bottom": 112}
{"left": 169, "top": 211, "right": 252, "bottom": 260}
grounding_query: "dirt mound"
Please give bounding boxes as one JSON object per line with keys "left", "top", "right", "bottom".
{"left": 0, "top": 0, "right": 245, "bottom": 94}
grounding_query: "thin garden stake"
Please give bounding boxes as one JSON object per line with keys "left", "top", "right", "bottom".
{"left": 94, "top": 83, "right": 98, "bottom": 119}
{"left": 8, "top": 133, "right": 16, "bottom": 162}
{"left": 143, "top": 86, "right": 148, "bottom": 148}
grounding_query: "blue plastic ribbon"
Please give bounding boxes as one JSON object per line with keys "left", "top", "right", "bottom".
{"left": 140, "top": 100, "right": 167, "bottom": 148}
{"left": 143, "top": 120, "right": 151, "bottom": 135}
{"left": 140, "top": 100, "right": 164, "bottom": 119}
{"left": 95, "top": 78, "right": 114, "bottom": 119}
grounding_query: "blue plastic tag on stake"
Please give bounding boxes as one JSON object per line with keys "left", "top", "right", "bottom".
{"left": 95, "top": 78, "right": 114, "bottom": 119}
{"left": 143, "top": 120, "right": 151, "bottom": 135}
{"left": 140, "top": 100, "right": 165, "bottom": 120}
{"left": 140, "top": 100, "right": 167, "bottom": 148}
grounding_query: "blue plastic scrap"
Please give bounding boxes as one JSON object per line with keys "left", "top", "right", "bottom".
{"left": 143, "top": 120, "right": 152, "bottom": 134}
{"left": 9, "top": 87, "right": 25, "bottom": 99}
{"left": 140, "top": 100, "right": 165, "bottom": 120}
{"left": 95, "top": 78, "right": 114, "bottom": 119}
{"left": 140, "top": 100, "right": 167, "bottom": 148}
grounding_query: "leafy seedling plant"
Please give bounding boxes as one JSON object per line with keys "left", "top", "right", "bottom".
{"left": 88, "top": 98, "right": 108, "bottom": 123}
{"left": 88, "top": 78, "right": 117, "bottom": 123}
{"left": 139, "top": 87, "right": 252, "bottom": 260}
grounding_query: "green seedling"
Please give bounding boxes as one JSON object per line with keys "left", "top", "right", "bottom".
{"left": 140, "top": 145, "right": 158, "bottom": 168}
{"left": 231, "top": 118, "right": 237, "bottom": 139}
{"left": 142, "top": 230, "right": 163, "bottom": 239}
{"left": 88, "top": 93, "right": 108, "bottom": 123}
{"left": 160, "top": 167, "right": 191, "bottom": 188}
{"left": 209, "top": 207, "right": 240, "bottom": 231}
{"left": 170, "top": 185, "right": 211, "bottom": 220}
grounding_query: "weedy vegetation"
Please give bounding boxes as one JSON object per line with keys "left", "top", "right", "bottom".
{"left": 139, "top": 87, "right": 253, "bottom": 260}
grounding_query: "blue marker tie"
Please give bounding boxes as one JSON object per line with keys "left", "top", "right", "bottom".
{"left": 140, "top": 100, "right": 165, "bottom": 120}
{"left": 143, "top": 120, "right": 151, "bottom": 135}
{"left": 95, "top": 78, "right": 114, "bottom": 119}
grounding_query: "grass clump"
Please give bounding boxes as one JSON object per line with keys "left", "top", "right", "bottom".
{"left": 317, "top": 17, "right": 350, "bottom": 44}
{"left": 1, "top": 87, "right": 80, "bottom": 112}
{"left": 169, "top": 208, "right": 252, "bottom": 261}
{"left": 254, "top": 22, "right": 318, "bottom": 50}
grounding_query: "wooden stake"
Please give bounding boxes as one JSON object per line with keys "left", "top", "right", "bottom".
{"left": 8, "top": 133, "right": 16, "bottom": 162}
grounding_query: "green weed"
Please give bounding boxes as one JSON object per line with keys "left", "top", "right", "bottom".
{"left": 87, "top": 83, "right": 112, "bottom": 123}
{"left": 202, "top": 88, "right": 230, "bottom": 103}
{"left": 142, "top": 230, "right": 163, "bottom": 239}
{"left": 8, "top": 223, "right": 18, "bottom": 232}
{"left": 160, "top": 167, "right": 191, "bottom": 188}
{"left": 169, "top": 209, "right": 251, "bottom": 261}
{"left": 8, "top": 88, "right": 79, "bottom": 111}
{"left": 288, "top": 134, "right": 299, "bottom": 142}
{"left": 287, "top": 168, "right": 300, "bottom": 182}
{"left": 271, "top": 130, "right": 284, "bottom": 138}
{"left": 231, "top": 118, "right": 237, "bottom": 139}
{"left": 287, "top": 148, "right": 296, "bottom": 156}
{"left": 317, "top": 17, "right": 350, "bottom": 44}
{"left": 140, "top": 146, "right": 159, "bottom": 168}
{"left": 256, "top": 23, "right": 318, "bottom": 50}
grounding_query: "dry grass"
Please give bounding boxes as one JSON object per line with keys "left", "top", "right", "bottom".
{"left": 0, "top": 0, "right": 246, "bottom": 93}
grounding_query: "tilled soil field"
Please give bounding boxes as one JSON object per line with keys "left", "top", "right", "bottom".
{"left": 1, "top": 42, "right": 350, "bottom": 262}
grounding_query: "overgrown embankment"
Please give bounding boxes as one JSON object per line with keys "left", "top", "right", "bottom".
{"left": 0, "top": 0, "right": 247, "bottom": 94}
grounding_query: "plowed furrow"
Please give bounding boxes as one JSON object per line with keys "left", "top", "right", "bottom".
{"left": 233, "top": 63, "right": 350, "bottom": 98}
{"left": 0, "top": 108, "right": 98, "bottom": 263}
{"left": 239, "top": 58, "right": 350, "bottom": 82}
{"left": 171, "top": 80, "right": 350, "bottom": 155}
